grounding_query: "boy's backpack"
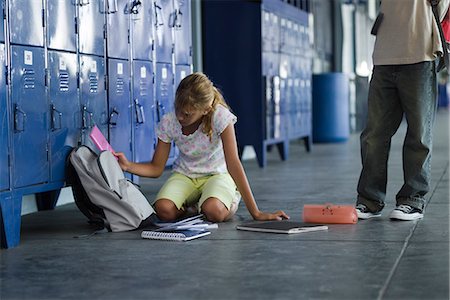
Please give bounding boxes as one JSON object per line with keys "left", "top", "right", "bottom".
{"left": 66, "top": 145, "right": 154, "bottom": 232}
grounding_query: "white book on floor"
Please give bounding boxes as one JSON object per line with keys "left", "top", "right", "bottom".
{"left": 141, "top": 229, "right": 211, "bottom": 241}
{"left": 153, "top": 214, "right": 217, "bottom": 231}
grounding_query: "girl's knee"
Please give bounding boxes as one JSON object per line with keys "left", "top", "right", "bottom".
{"left": 201, "top": 198, "right": 228, "bottom": 222}
{"left": 154, "top": 199, "right": 181, "bottom": 221}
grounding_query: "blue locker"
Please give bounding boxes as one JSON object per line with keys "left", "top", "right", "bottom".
{"left": 46, "top": 0, "right": 77, "bottom": 52}
{"left": 155, "top": 62, "right": 177, "bottom": 163}
{"left": 153, "top": 0, "right": 174, "bottom": 63}
{"left": 48, "top": 51, "right": 79, "bottom": 182}
{"left": 174, "top": 64, "right": 192, "bottom": 90}
{"left": 108, "top": 59, "right": 132, "bottom": 160}
{"left": 0, "top": 1, "right": 4, "bottom": 43}
{"left": 173, "top": 0, "right": 192, "bottom": 65}
{"left": 8, "top": 0, "right": 44, "bottom": 47}
{"left": 131, "top": 0, "right": 153, "bottom": 61}
{"left": 106, "top": 0, "right": 129, "bottom": 59}
{"left": 155, "top": 62, "right": 174, "bottom": 120}
{"left": 78, "top": 0, "right": 106, "bottom": 56}
{"left": 11, "top": 46, "right": 48, "bottom": 188}
{"left": 132, "top": 60, "right": 155, "bottom": 164}
{"left": 0, "top": 44, "right": 8, "bottom": 191}
{"left": 79, "top": 55, "right": 107, "bottom": 146}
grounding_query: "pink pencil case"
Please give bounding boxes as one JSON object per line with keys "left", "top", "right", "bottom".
{"left": 303, "top": 204, "right": 358, "bottom": 224}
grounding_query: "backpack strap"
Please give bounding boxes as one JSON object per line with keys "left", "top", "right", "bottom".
{"left": 430, "top": 0, "right": 450, "bottom": 72}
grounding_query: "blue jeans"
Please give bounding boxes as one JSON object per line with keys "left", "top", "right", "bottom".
{"left": 357, "top": 61, "right": 437, "bottom": 212}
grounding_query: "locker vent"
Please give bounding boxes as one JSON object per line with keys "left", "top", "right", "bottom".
{"left": 23, "top": 68, "right": 35, "bottom": 89}
{"left": 59, "top": 71, "right": 69, "bottom": 92}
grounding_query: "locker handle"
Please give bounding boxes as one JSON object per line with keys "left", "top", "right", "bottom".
{"left": 78, "top": 0, "right": 90, "bottom": 6}
{"left": 173, "top": 9, "right": 183, "bottom": 29}
{"left": 107, "top": 0, "right": 118, "bottom": 14}
{"left": 109, "top": 108, "right": 120, "bottom": 126}
{"left": 82, "top": 106, "right": 93, "bottom": 129}
{"left": 168, "top": 10, "right": 177, "bottom": 28}
{"left": 134, "top": 99, "right": 145, "bottom": 124}
{"left": 154, "top": 3, "right": 164, "bottom": 27}
{"left": 129, "top": 0, "right": 142, "bottom": 14}
{"left": 51, "top": 105, "right": 63, "bottom": 131}
{"left": 14, "top": 105, "right": 26, "bottom": 132}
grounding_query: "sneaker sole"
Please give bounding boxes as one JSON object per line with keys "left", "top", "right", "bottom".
{"left": 389, "top": 211, "right": 423, "bottom": 221}
{"left": 357, "top": 212, "right": 382, "bottom": 220}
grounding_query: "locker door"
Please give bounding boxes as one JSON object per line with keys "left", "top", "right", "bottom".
{"left": 173, "top": 0, "right": 191, "bottom": 65}
{"left": 48, "top": 51, "right": 79, "bottom": 182}
{"left": 78, "top": 0, "right": 106, "bottom": 56}
{"left": 79, "top": 55, "right": 107, "bottom": 147}
{"left": 11, "top": 46, "right": 48, "bottom": 188}
{"left": 131, "top": 0, "right": 153, "bottom": 61}
{"left": 155, "top": 62, "right": 174, "bottom": 120}
{"left": 106, "top": 0, "right": 129, "bottom": 59}
{"left": 0, "top": 1, "right": 4, "bottom": 43}
{"left": 133, "top": 60, "right": 155, "bottom": 164}
{"left": 153, "top": 0, "right": 174, "bottom": 63}
{"left": 8, "top": 0, "right": 44, "bottom": 47}
{"left": 46, "top": 0, "right": 77, "bottom": 52}
{"left": 108, "top": 59, "right": 132, "bottom": 160}
{"left": 155, "top": 62, "right": 177, "bottom": 163}
{"left": 174, "top": 64, "right": 191, "bottom": 90}
{"left": 0, "top": 44, "right": 8, "bottom": 191}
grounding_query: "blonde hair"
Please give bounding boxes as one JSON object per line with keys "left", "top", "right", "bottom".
{"left": 174, "top": 72, "right": 228, "bottom": 140}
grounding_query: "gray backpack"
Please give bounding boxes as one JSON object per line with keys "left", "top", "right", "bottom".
{"left": 67, "top": 146, "right": 154, "bottom": 232}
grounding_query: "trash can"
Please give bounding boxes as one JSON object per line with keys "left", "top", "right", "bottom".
{"left": 312, "top": 73, "right": 350, "bottom": 143}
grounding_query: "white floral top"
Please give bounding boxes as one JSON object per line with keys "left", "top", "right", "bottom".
{"left": 156, "top": 105, "right": 237, "bottom": 178}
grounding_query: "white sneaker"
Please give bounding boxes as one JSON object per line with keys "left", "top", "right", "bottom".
{"left": 389, "top": 205, "right": 423, "bottom": 221}
{"left": 356, "top": 204, "right": 382, "bottom": 219}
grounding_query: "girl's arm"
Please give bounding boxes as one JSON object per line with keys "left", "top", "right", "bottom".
{"left": 221, "top": 124, "right": 289, "bottom": 221}
{"left": 114, "top": 139, "right": 171, "bottom": 178}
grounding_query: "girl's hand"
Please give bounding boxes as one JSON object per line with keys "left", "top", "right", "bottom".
{"left": 113, "top": 151, "right": 130, "bottom": 172}
{"left": 253, "top": 210, "right": 290, "bottom": 221}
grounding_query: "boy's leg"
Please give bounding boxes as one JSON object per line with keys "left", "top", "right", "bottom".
{"left": 357, "top": 65, "right": 404, "bottom": 212}
{"left": 396, "top": 61, "right": 437, "bottom": 210}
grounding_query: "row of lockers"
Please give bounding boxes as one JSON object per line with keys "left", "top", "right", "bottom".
{"left": 265, "top": 76, "right": 312, "bottom": 116}
{"left": 202, "top": 0, "right": 312, "bottom": 168}
{"left": 5, "top": 0, "right": 191, "bottom": 64}
{"left": 266, "top": 111, "right": 311, "bottom": 141}
{"left": 0, "top": 0, "right": 192, "bottom": 192}
{"left": 262, "top": 9, "right": 311, "bottom": 55}
{"left": 261, "top": 0, "right": 312, "bottom": 145}
{"left": 265, "top": 76, "right": 311, "bottom": 140}
{"left": 1, "top": 0, "right": 193, "bottom": 248}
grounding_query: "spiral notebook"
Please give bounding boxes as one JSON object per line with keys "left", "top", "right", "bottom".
{"left": 141, "top": 230, "right": 211, "bottom": 241}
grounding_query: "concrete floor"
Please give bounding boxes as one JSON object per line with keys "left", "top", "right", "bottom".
{"left": 1, "top": 110, "right": 448, "bottom": 300}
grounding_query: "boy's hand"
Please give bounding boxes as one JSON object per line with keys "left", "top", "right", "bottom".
{"left": 113, "top": 152, "right": 130, "bottom": 172}
{"left": 253, "top": 210, "right": 290, "bottom": 221}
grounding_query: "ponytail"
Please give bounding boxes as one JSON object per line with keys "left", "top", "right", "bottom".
{"left": 202, "top": 87, "right": 229, "bottom": 141}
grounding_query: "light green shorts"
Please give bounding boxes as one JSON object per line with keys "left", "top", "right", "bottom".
{"left": 155, "top": 172, "right": 239, "bottom": 212}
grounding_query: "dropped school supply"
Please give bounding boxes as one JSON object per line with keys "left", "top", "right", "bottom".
{"left": 141, "top": 229, "right": 211, "bottom": 241}
{"left": 303, "top": 204, "right": 358, "bottom": 224}
{"left": 141, "top": 215, "right": 214, "bottom": 241}
{"left": 153, "top": 214, "right": 218, "bottom": 231}
{"left": 67, "top": 145, "right": 155, "bottom": 232}
{"left": 236, "top": 220, "right": 328, "bottom": 234}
